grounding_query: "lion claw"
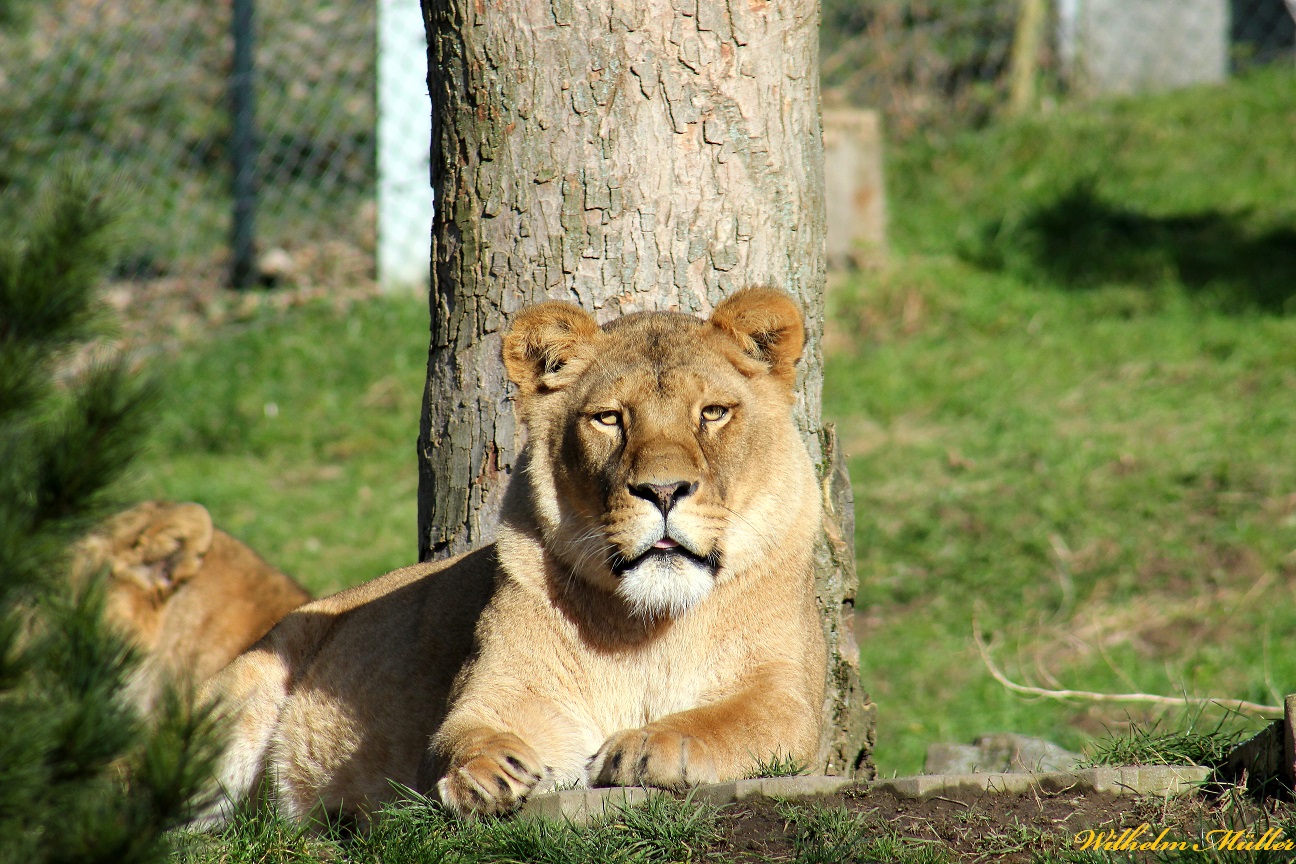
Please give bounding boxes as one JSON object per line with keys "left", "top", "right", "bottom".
{"left": 589, "top": 727, "right": 718, "bottom": 789}
{"left": 437, "top": 732, "right": 546, "bottom": 816}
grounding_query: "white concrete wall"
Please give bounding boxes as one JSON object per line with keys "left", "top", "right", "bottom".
{"left": 1065, "top": 0, "right": 1229, "bottom": 95}
{"left": 377, "top": 0, "right": 434, "bottom": 293}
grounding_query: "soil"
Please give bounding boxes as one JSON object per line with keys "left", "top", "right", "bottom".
{"left": 101, "top": 266, "right": 381, "bottom": 355}
{"left": 60, "top": 267, "right": 383, "bottom": 382}
{"left": 717, "top": 785, "right": 1296, "bottom": 863}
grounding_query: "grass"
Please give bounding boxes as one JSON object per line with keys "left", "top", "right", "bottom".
{"left": 826, "top": 64, "right": 1296, "bottom": 773}
{"left": 173, "top": 800, "right": 325, "bottom": 864}
{"left": 175, "top": 793, "right": 725, "bottom": 864}
{"left": 775, "top": 799, "right": 950, "bottom": 864}
{"left": 124, "top": 64, "right": 1296, "bottom": 860}
{"left": 746, "top": 752, "right": 810, "bottom": 779}
{"left": 1081, "top": 716, "right": 1248, "bottom": 769}
{"left": 131, "top": 297, "right": 427, "bottom": 597}
{"left": 171, "top": 794, "right": 968, "bottom": 864}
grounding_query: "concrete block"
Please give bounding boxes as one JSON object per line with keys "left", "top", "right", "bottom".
{"left": 823, "top": 108, "right": 886, "bottom": 268}
{"left": 377, "top": 0, "right": 434, "bottom": 292}
{"left": 1070, "top": 766, "right": 1213, "bottom": 796}
{"left": 925, "top": 734, "right": 1082, "bottom": 775}
{"left": 519, "top": 786, "right": 650, "bottom": 824}
{"left": 692, "top": 775, "right": 856, "bottom": 805}
{"left": 518, "top": 766, "right": 1210, "bottom": 826}
{"left": 524, "top": 776, "right": 859, "bottom": 823}
{"left": 870, "top": 765, "right": 1210, "bottom": 800}
{"left": 1072, "top": 0, "right": 1228, "bottom": 95}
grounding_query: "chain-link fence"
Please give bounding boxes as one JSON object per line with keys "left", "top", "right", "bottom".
{"left": 0, "top": 0, "right": 429, "bottom": 289}
{"left": 0, "top": 0, "right": 1292, "bottom": 285}
{"left": 823, "top": 0, "right": 1296, "bottom": 135}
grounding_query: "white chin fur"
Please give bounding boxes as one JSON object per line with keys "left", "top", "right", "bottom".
{"left": 617, "top": 555, "right": 713, "bottom": 618}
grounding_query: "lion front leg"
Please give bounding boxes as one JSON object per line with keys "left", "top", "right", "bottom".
{"left": 589, "top": 675, "right": 818, "bottom": 789}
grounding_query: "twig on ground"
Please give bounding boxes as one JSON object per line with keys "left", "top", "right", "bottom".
{"left": 1047, "top": 532, "right": 1075, "bottom": 619}
{"left": 972, "top": 612, "right": 1283, "bottom": 718}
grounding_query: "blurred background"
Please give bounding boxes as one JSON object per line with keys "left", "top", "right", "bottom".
{"left": 2, "top": 0, "right": 1291, "bottom": 290}
{"left": 0, "top": 0, "right": 389, "bottom": 294}
{"left": 2, "top": 0, "right": 1293, "bottom": 778}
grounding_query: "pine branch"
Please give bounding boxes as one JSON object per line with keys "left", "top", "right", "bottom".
{"left": 32, "top": 359, "right": 156, "bottom": 531}
{"left": 0, "top": 165, "right": 119, "bottom": 350}
{"left": 0, "top": 167, "right": 223, "bottom": 864}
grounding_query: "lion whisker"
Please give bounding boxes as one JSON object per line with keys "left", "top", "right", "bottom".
{"left": 719, "top": 503, "right": 763, "bottom": 541}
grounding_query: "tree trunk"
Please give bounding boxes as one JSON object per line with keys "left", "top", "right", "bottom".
{"left": 418, "top": 0, "right": 874, "bottom": 777}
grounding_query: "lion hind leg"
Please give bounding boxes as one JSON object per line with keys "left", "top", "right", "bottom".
{"left": 190, "top": 646, "right": 292, "bottom": 828}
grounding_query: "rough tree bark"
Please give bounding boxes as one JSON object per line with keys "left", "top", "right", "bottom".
{"left": 418, "top": 0, "right": 875, "bottom": 777}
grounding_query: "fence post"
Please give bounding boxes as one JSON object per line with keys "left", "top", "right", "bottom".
{"left": 377, "top": 0, "right": 434, "bottom": 293}
{"left": 1009, "top": 0, "right": 1046, "bottom": 114}
{"left": 230, "top": 0, "right": 257, "bottom": 289}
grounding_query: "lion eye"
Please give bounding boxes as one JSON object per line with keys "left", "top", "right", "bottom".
{"left": 700, "top": 405, "right": 729, "bottom": 423}
{"left": 592, "top": 411, "right": 621, "bottom": 427}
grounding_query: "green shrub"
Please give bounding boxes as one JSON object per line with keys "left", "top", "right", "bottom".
{"left": 0, "top": 167, "right": 224, "bottom": 864}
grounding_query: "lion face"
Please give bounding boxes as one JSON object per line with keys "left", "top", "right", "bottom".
{"left": 73, "top": 501, "right": 311, "bottom": 714}
{"left": 504, "top": 288, "right": 815, "bottom": 618}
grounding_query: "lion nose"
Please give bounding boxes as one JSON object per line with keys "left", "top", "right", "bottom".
{"left": 629, "top": 480, "right": 697, "bottom": 515}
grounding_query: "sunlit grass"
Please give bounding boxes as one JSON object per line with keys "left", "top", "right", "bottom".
{"left": 133, "top": 297, "right": 426, "bottom": 597}
{"left": 130, "top": 65, "right": 1296, "bottom": 790}
{"left": 826, "top": 67, "right": 1296, "bottom": 774}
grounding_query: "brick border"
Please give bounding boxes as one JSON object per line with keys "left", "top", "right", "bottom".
{"left": 518, "top": 767, "right": 1211, "bottom": 825}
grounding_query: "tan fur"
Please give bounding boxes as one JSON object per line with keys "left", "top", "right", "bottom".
{"left": 198, "top": 288, "right": 826, "bottom": 824}
{"left": 75, "top": 501, "right": 311, "bottom": 713}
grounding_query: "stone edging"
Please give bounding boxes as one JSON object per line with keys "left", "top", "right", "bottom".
{"left": 519, "top": 766, "right": 1212, "bottom": 825}
{"left": 871, "top": 765, "right": 1211, "bottom": 800}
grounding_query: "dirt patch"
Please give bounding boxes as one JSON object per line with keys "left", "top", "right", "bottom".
{"left": 102, "top": 265, "right": 381, "bottom": 354}
{"left": 719, "top": 787, "right": 1295, "bottom": 863}
{"left": 57, "top": 266, "right": 385, "bottom": 383}
{"left": 725, "top": 800, "right": 800, "bottom": 861}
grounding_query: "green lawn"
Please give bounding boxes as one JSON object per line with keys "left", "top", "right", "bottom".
{"left": 133, "top": 299, "right": 427, "bottom": 597}
{"left": 827, "top": 65, "right": 1296, "bottom": 773}
{"left": 133, "top": 67, "right": 1296, "bottom": 783}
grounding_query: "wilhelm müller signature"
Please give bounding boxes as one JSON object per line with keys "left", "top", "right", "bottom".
{"left": 1074, "top": 823, "right": 1296, "bottom": 852}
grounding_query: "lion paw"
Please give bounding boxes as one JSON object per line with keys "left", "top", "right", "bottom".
{"left": 437, "top": 733, "right": 546, "bottom": 816}
{"left": 589, "top": 727, "right": 718, "bottom": 789}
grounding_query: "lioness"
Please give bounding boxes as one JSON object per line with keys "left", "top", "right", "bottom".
{"left": 200, "top": 288, "right": 826, "bottom": 822}
{"left": 76, "top": 501, "right": 311, "bottom": 713}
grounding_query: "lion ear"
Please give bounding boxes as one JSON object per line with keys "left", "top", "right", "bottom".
{"left": 502, "top": 301, "right": 600, "bottom": 394}
{"left": 162, "top": 503, "right": 215, "bottom": 559}
{"left": 134, "top": 502, "right": 215, "bottom": 591}
{"left": 708, "top": 287, "right": 805, "bottom": 387}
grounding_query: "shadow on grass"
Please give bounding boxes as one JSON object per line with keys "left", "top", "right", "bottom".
{"left": 967, "top": 180, "right": 1296, "bottom": 314}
